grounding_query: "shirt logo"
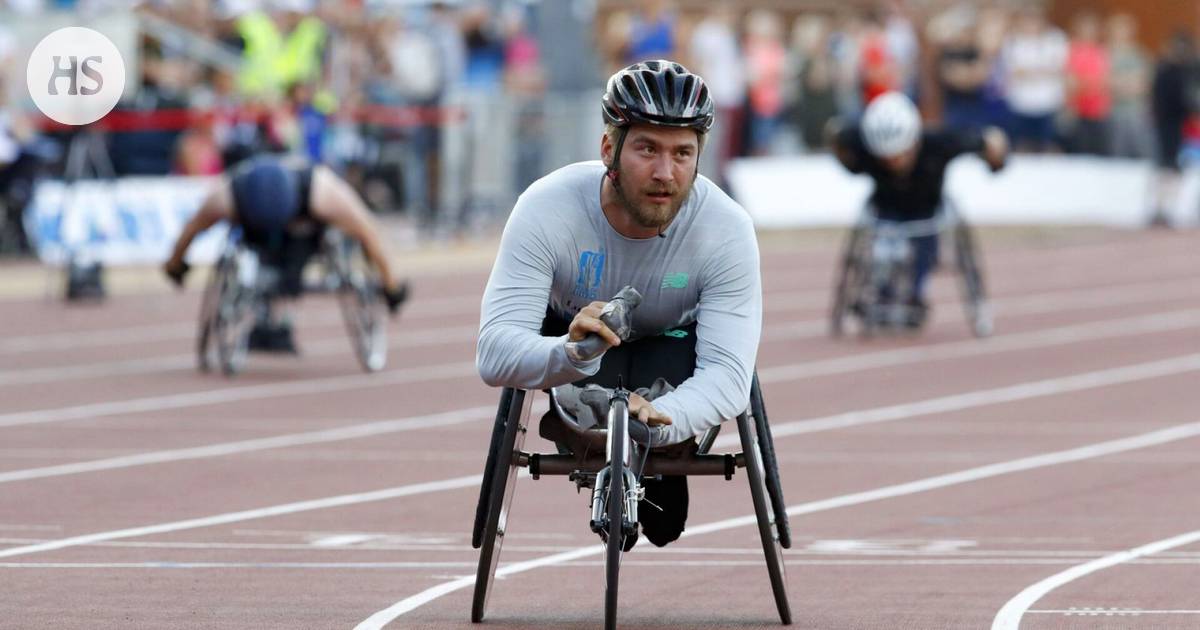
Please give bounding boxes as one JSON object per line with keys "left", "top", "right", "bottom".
{"left": 661, "top": 272, "right": 689, "bottom": 289}
{"left": 573, "top": 249, "right": 605, "bottom": 300}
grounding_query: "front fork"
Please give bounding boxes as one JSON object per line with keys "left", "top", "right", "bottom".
{"left": 590, "top": 387, "right": 641, "bottom": 538}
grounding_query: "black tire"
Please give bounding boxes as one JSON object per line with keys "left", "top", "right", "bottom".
{"left": 604, "top": 398, "right": 628, "bottom": 630}
{"left": 751, "top": 374, "right": 791, "bottom": 549}
{"left": 213, "top": 252, "right": 254, "bottom": 376}
{"left": 738, "top": 412, "right": 792, "bottom": 625}
{"left": 195, "top": 257, "right": 227, "bottom": 373}
{"left": 472, "top": 388, "right": 515, "bottom": 549}
{"left": 471, "top": 389, "right": 531, "bottom": 623}
{"left": 830, "top": 225, "right": 867, "bottom": 338}
{"left": 330, "top": 234, "right": 387, "bottom": 372}
{"left": 954, "top": 222, "right": 992, "bottom": 337}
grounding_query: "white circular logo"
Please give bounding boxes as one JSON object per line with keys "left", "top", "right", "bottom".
{"left": 26, "top": 27, "right": 126, "bottom": 126}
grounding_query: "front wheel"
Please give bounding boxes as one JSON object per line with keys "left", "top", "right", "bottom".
{"left": 603, "top": 404, "right": 627, "bottom": 630}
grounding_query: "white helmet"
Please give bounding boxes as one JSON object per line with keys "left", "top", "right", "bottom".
{"left": 861, "top": 92, "right": 921, "bottom": 158}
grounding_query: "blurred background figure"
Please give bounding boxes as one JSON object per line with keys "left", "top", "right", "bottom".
{"left": 933, "top": 4, "right": 991, "bottom": 133}
{"left": 1002, "top": 6, "right": 1067, "bottom": 153}
{"left": 625, "top": 0, "right": 676, "bottom": 64}
{"left": 858, "top": 8, "right": 899, "bottom": 105}
{"left": 1106, "top": 12, "right": 1155, "bottom": 160}
{"left": 1153, "top": 31, "right": 1200, "bottom": 171}
{"left": 744, "top": 8, "right": 787, "bottom": 156}
{"left": 785, "top": 13, "right": 837, "bottom": 152}
{"left": 689, "top": 1, "right": 744, "bottom": 182}
{"left": 1064, "top": 11, "right": 1112, "bottom": 156}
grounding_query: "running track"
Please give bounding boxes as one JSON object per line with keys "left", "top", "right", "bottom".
{"left": 1, "top": 228, "right": 1197, "bottom": 629}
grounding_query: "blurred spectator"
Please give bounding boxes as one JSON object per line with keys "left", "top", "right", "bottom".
{"left": 462, "top": 2, "right": 505, "bottom": 93}
{"left": 502, "top": 4, "right": 546, "bottom": 194}
{"left": 1152, "top": 31, "right": 1199, "bottom": 170}
{"left": 881, "top": 0, "right": 919, "bottom": 99}
{"left": 785, "top": 14, "right": 837, "bottom": 151}
{"left": 1064, "top": 12, "right": 1112, "bottom": 155}
{"left": 626, "top": 0, "right": 675, "bottom": 64}
{"left": 1002, "top": 7, "right": 1067, "bottom": 152}
{"left": 173, "top": 112, "right": 223, "bottom": 176}
{"left": 600, "top": 10, "right": 633, "bottom": 75}
{"left": 689, "top": 2, "right": 744, "bottom": 177}
{"left": 744, "top": 8, "right": 786, "bottom": 155}
{"left": 976, "top": 6, "right": 1012, "bottom": 131}
{"left": 1107, "top": 13, "right": 1155, "bottom": 160}
{"left": 933, "top": 6, "right": 990, "bottom": 132}
{"left": 235, "top": 0, "right": 327, "bottom": 100}
{"left": 859, "top": 9, "right": 899, "bottom": 105}
{"left": 829, "top": 9, "right": 865, "bottom": 117}
{"left": 0, "top": 79, "right": 39, "bottom": 254}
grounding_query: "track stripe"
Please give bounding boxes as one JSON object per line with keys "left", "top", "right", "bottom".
{"left": 0, "top": 475, "right": 483, "bottom": 559}
{"left": 354, "top": 420, "right": 1200, "bottom": 627}
{"left": 992, "top": 529, "right": 1200, "bottom": 629}
{"left": 0, "top": 406, "right": 494, "bottom": 484}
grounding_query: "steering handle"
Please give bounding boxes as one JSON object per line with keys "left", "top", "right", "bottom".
{"left": 565, "top": 285, "right": 643, "bottom": 363}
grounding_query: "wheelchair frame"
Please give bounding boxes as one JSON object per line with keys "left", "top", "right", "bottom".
{"left": 830, "top": 200, "right": 992, "bottom": 339}
{"left": 470, "top": 372, "right": 792, "bottom": 628}
{"left": 195, "top": 226, "right": 388, "bottom": 375}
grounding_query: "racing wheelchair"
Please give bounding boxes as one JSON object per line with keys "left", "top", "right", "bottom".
{"left": 830, "top": 200, "right": 991, "bottom": 339}
{"left": 471, "top": 289, "right": 792, "bottom": 629}
{"left": 195, "top": 224, "right": 388, "bottom": 375}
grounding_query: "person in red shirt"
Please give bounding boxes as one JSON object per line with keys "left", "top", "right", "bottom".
{"left": 859, "top": 10, "right": 898, "bottom": 105}
{"left": 1065, "top": 12, "right": 1112, "bottom": 155}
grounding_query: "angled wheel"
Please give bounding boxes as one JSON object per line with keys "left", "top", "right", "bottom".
{"left": 750, "top": 373, "right": 791, "bottom": 549}
{"left": 196, "top": 256, "right": 229, "bottom": 373}
{"left": 213, "top": 248, "right": 257, "bottom": 376}
{"left": 328, "top": 230, "right": 388, "bottom": 372}
{"left": 954, "top": 221, "right": 992, "bottom": 337}
{"left": 471, "top": 389, "right": 532, "bottom": 623}
{"left": 738, "top": 412, "right": 792, "bottom": 625}
{"left": 830, "top": 224, "right": 869, "bottom": 338}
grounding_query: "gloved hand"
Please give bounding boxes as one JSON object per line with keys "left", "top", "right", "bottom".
{"left": 164, "top": 260, "right": 190, "bottom": 288}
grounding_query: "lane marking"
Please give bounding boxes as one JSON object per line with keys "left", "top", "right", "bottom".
{"left": 0, "top": 406, "right": 494, "bottom": 484}
{"left": 0, "top": 325, "right": 477, "bottom": 387}
{"left": 3, "top": 302, "right": 1197, "bottom": 432}
{"left": 992, "top": 529, "right": 1200, "bottom": 629}
{"left": 0, "top": 474, "right": 483, "bottom": 559}
{"left": 353, "top": 420, "right": 1200, "bottom": 628}
{"left": 3, "top": 332, "right": 1198, "bottom": 488}
{"left": 0, "top": 361, "right": 477, "bottom": 429}
{"left": 720, "top": 353, "right": 1200, "bottom": 448}
{"left": 1028, "top": 609, "right": 1200, "bottom": 616}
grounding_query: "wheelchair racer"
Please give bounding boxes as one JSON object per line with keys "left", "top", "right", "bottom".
{"left": 828, "top": 91, "right": 1008, "bottom": 327}
{"left": 477, "top": 60, "right": 763, "bottom": 547}
{"left": 163, "top": 153, "right": 408, "bottom": 352}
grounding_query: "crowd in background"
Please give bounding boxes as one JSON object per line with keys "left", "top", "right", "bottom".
{"left": 602, "top": 0, "right": 1200, "bottom": 182}
{"left": 2, "top": 0, "right": 1200, "bottom": 253}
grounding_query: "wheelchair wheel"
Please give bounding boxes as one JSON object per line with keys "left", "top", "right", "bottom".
{"left": 212, "top": 251, "right": 256, "bottom": 376}
{"left": 604, "top": 401, "right": 628, "bottom": 630}
{"left": 738, "top": 412, "right": 792, "bottom": 625}
{"left": 751, "top": 373, "right": 791, "bottom": 549}
{"left": 954, "top": 222, "right": 992, "bottom": 338}
{"left": 328, "top": 232, "right": 387, "bottom": 372}
{"left": 830, "top": 224, "right": 869, "bottom": 338}
{"left": 471, "top": 389, "right": 532, "bottom": 623}
{"left": 196, "top": 257, "right": 227, "bottom": 373}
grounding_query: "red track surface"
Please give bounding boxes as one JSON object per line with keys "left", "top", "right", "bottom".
{"left": 1, "top": 228, "right": 1198, "bottom": 629}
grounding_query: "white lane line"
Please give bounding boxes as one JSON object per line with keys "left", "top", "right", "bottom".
{"left": 1027, "top": 609, "right": 1200, "bottom": 615}
{"left": 3, "top": 318, "right": 1197, "bottom": 486}
{"left": 0, "top": 293, "right": 481, "bottom": 356}
{"left": 758, "top": 309, "right": 1200, "bottom": 383}
{"left": 991, "top": 529, "right": 1200, "bottom": 629}
{"left": 0, "top": 361, "right": 477, "bottom": 429}
{"left": 0, "top": 474, "right": 483, "bottom": 559}
{"left": 354, "top": 420, "right": 1200, "bottom": 628}
{"left": 0, "top": 406, "right": 494, "bottom": 484}
{"left": 0, "top": 324, "right": 478, "bottom": 387}
{"left": 719, "top": 353, "right": 1200, "bottom": 448}
{"left": 4, "top": 297, "right": 1197, "bottom": 432}
{"left": 4, "top": 278, "right": 1191, "bottom": 387}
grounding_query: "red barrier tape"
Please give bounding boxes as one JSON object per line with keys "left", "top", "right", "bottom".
{"left": 34, "top": 104, "right": 466, "bottom": 132}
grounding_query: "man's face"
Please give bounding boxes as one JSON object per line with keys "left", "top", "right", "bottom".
{"left": 604, "top": 124, "right": 700, "bottom": 230}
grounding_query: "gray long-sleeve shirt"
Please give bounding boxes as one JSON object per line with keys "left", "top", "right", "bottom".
{"left": 477, "top": 161, "right": 762, "bottom": 444}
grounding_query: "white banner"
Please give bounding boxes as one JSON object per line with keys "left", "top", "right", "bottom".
{"left": 24, "top": 176, "right": 226, "bottom": 266}
{"left": 727, "top": 154, "right": 1160, "bottom": 228}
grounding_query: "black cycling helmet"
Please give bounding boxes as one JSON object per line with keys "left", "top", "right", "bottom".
{"left": 602, "top": 60, "right": 715, "bottom": 133}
